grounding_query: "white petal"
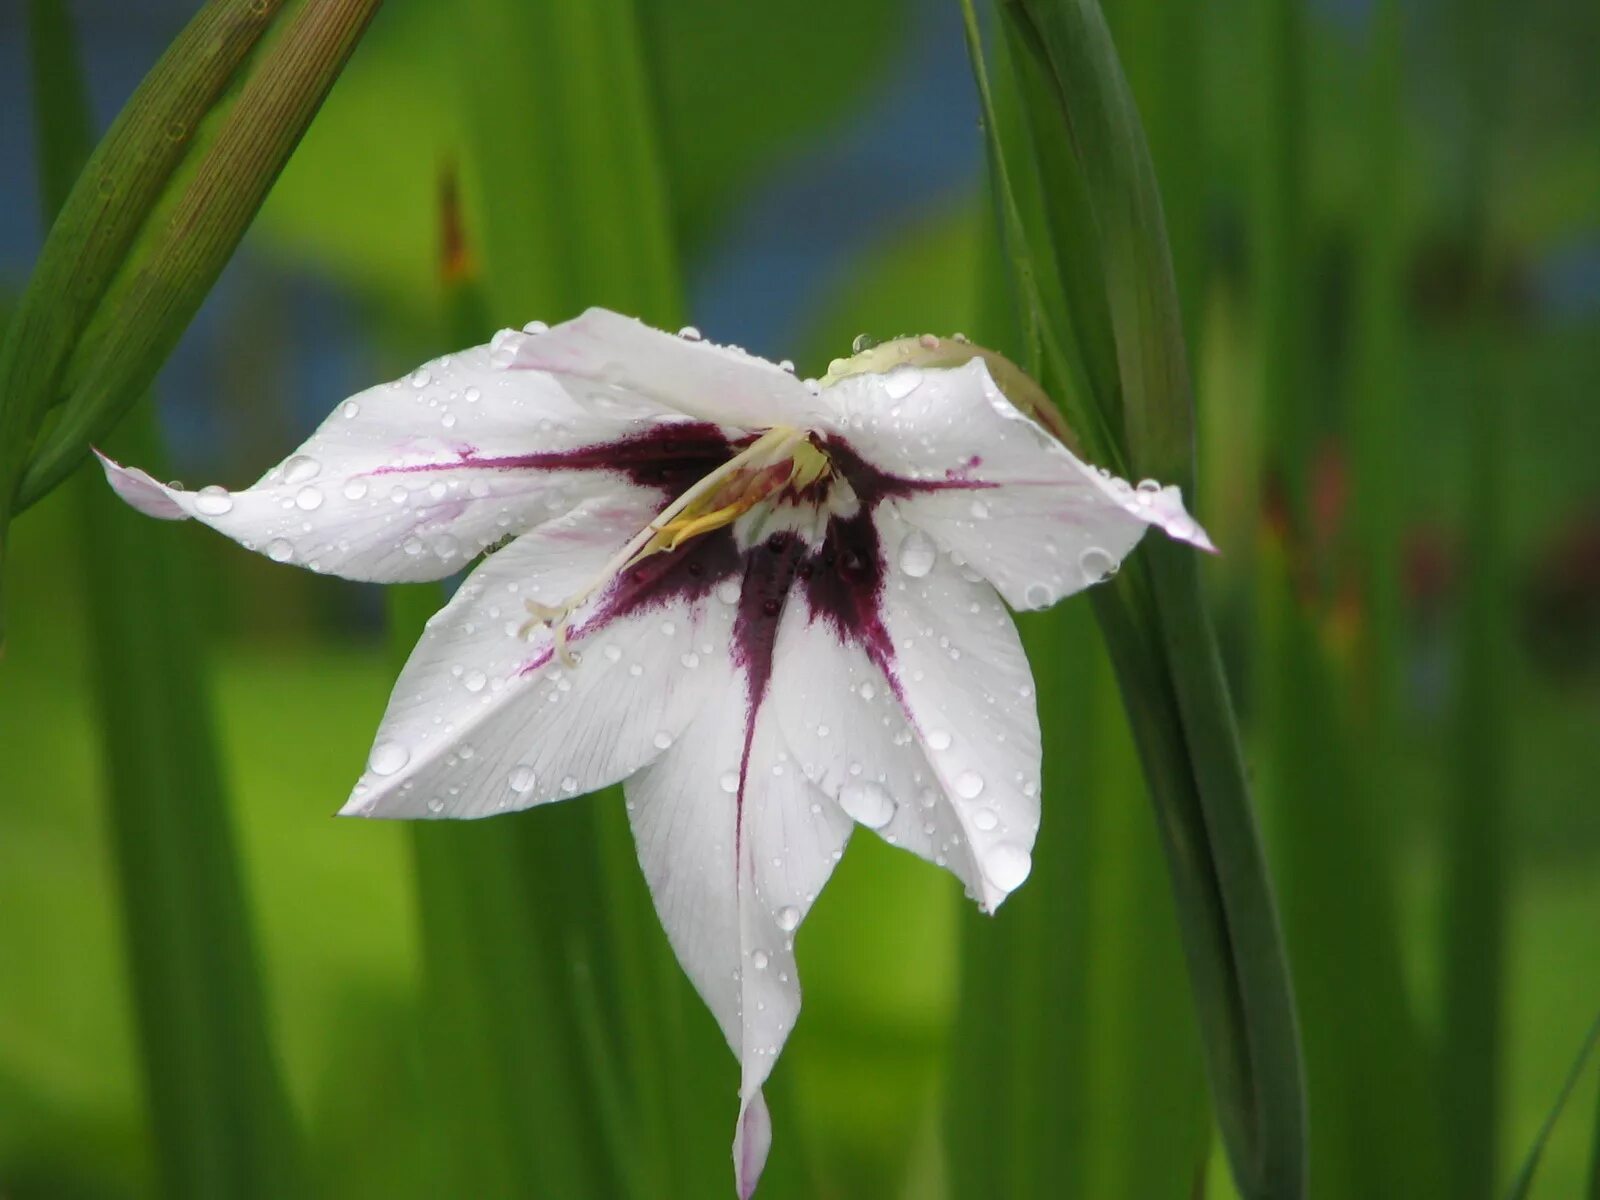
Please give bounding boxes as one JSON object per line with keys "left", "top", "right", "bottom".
{"left": 867, "top": 508, "right": 1042, "bottom": 909}
{"left": 97, "top": 339, "right": 728, "bottom": 582}
{"left": 760, "top": 543, "right": 1033, "bottom": 913}
{"left": 507, "top": 307, "right": 829, "bottom": 430}
{"left": 625, "top": 661, "right": 851, "bottom": 1199}
{"left": 821, "top": 359, "right": 1214, "bottom": 610}
{"left": 343, "top": 496, "right": 732, "bottom": 819}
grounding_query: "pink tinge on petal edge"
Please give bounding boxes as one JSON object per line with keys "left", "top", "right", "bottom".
{"left": 734, "top": 1090, "right": 772, "bottom": 1200}
{"left": 94, "top": 451, "right": 187, "bottom": 520}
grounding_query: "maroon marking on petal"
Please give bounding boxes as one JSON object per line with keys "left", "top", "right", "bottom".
{"left": 369, "top": 422, "right": 737, "bottom": 496}
{"left": 819, "top": 435, "right": 997, "bottom": 500}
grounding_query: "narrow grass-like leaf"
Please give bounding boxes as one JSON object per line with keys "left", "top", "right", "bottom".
{"left": 2, "top": 0, "right": 289, "bottom": 532}
{"left": 28, "top": 5, "right": 308, "bottom": 1195}
{"left": 948, "top": 144, "right": 1207, "bottom": 1200}
{"left": 1504, "top": 1009, "right": 1600, "bottom": 1200}
{"left": 985, "top": 3, "right": 1308, "bottom": 1194}
{"left": 16, "top": 0, "right": 384, "bottom": 518}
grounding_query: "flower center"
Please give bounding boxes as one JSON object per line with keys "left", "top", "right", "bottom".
{"left": 522, "top": 426, "right": 832, "bottom": 659}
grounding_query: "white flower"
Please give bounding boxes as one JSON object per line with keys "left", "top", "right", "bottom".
{"left": 99, "top": 308, "right": 1211, "bottom": 1197}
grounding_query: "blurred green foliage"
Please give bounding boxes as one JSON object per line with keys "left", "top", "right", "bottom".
{"left": 4, "top": 0, "right": 1599, "bottom": 1198}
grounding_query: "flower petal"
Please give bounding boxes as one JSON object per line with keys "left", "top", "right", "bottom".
{"left": 821, "top": 359, "right": 1213, "bottom": 610}
{"left": 97, "top": 338, "right": 736, "bottom": 582}
{"left": 624, "top": 659, "right": 851, "bottom": 1199}
{"left": 756, "top": 526, "right": 1036, "bottom": 912}
{"left": 506, "top": 307, "right": 829, "bottom": 430}
{"left": 343, "top": 496, "right": 737, "bottom": 819}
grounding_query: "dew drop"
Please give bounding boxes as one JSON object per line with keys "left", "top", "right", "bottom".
{"left": 969, "top": 499, "right": 991, "bottom": 520}
{"left": 839, "top": 780, "right": 895, "bottom": 829}
{"left": 859, "top": 681, "right": 877, "bottom": 701}
{"left": 426, "top": 796, "right": 445, "bottom": 813}
{"left": 776, "top": 906, "right": 801, "bottom": 932}
{"left": 463, "top": 669, "right": 486, "bottom": 693}
{"left": 972, "top": 807, "right": 999, "bottom": 832}
{"left": 678, "top": 325, "right": 703, "bottom": 341}
{"left": 1136, "top": 478, "right": 1162, "bottom": 494}
{"left": 1024, "top": 581, "right": 1055, "bottom": 608}
{"left": 955, "top": 771, "right": 985, "bottom": 800}
{"left": 881, "top": 365, "right": 924, "bottom": 400}
{"left": 283, "top": 454, "right": 320, "bottom": 485}
{"left": 295, "top": 485, "right": 323, "bottom": 511}
{"left": 343, "top": 478, "right": 369, "bottom": 501}
{"left": 410, "top": 368, "right": 432, "bottom": 388}
{"left": 897, "top": 528, "right": 937, "bottom": 578}
{"left": 508, "top": 765, "right": 537, "bottom": 793}
{"left": 720, "top": 771, "right": 740, "bottom": 794}
{"left": 369, "top": 741, "right": 409, "bottom": 776}
{"left": 561, "top": 776, "right": 578, "bottom": 793}
{"left": 432, "top": 534, "right": 460, "bottom": 559}
{"left": 1079, "top": 546, "right": 1116, "bottom": 582}
{"left": 342, "top": 400, "right": 361, "bottom": 419}
{"left": 985, "top": 843, "right": 1033, "bottom": 891}
{"left": 194, "top": 485, "right": 233, "bottom": 515}
{"left": 926, "top": 729, "right": 952, "bottom": 751}
{"left": 716, "top": 579, "right": 741, "bottom": 605}
{"left": 751, "top": 949, "right": 770, "bottom": 970}
{"left": 652, "top": 731, "right": 673, "bottom": 750}
{"left": 267, "top": 538, "right": 293, "bottom": 563}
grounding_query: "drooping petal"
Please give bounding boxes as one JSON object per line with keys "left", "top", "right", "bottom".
{"left": 98, "top": 339, "right": 736, "bottom": 582}
{"left": 865, "top": 508, "right": 1042, "bottom": 910}
{"left": 821, "top": 359, "right": 1214, "bottom": 610}
{"left": 505, "top": 307, "right": 831, "bottom": 431}
{"left": 761, "top": 514, "right": 1037, "bottom": 912}
{"left": 343, "top": 496, "right": 738, "bottom": 819}
{"left": 624, "top": 643, "right": 852, "bottom": 1199}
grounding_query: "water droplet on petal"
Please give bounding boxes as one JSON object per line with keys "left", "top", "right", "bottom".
{"left": 369, "top": 742, "right": 409, "bottom": 776}
{"left": 859, "top": 681, "right": 877, "bottom": 701}
{"left": 972, "top": 806, "right": 999, "bottom": 832}
{"left": 897, "top": 528, "right": 937, "bottom": 578}
{"left": 426, "top": 796, "right": 445, "bottom": 813}
{"left": 969, "top": 499, "right": 991, "bottom": 520}
{"left": 463, "top": 670, "right": 486, "bottom": 693}
{"left": 776, "top": 905, "right": 801, "bottom": 932}
{"left": 716, "top": 579, "right": 741, "bottom": 605}
{"left": 1079, "top": 546, "right": 1116, "bottom": 582}
{"left": 652, "top": 731, "right": 673, "bottom": 750}
{"left": 678, "top": 325, "right": 703, "bottom": 341}
{"left": 881, "top": 365, "right": 924, "bottom": 400}
{"left": 955, "top": 771, "right": 985, "bottom": 800}
{"left": 985, "top": 843, "right": 1032, "bottom": 891}
{"left": 283, "top": 455, "right": 320, "bottom": 485}
{"left": 342, "top": 400, "right": 361, "bottom": 419}
{"left": 751, "top": 949, "right": 770, "bottom": 970}
{"left": 926, "top": 729, "right": 952, "bottom": 751}
{"left": 508, "top": 765, "right": 537, "bottom": 793}
{"left": 720, "top": 771, "right": 740, "bottom": 794}
{"left": 267, "top": 538, "right": 294, "bottom": 563}
{"left": 295, "top": 485, "right": 323, "bottom": 511}
{"left": 839, "top": 780, "right": 895, "bottom": 829}
{"left": 410, "top": 368, "right": 432, "bottom": 388}
{"left": 1024, "top": 581, "right": 1055, "bottom": 608}
{"left": 343, "top": 478, "right": 369, "bottom": 501}
{"left": 1136, "top": 478, "right": 1162, "bottom": 494}
{"left": 193, "top": 485, "right": 233, "bottom": 515}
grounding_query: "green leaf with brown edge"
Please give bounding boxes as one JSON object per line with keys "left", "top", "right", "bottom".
{"left": 2, "top": 0, "right": 289, "bottom": 505}
{"left": 27, "top": 3, "right": 310, "bottom": 1196}
{"left": 983, "top": 2, "right": 1309, "bottom": 1195}
{"left": 14, "top": 0, "right": 383, "bottom": 526}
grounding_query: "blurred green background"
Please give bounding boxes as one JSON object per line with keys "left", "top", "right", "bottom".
{"left": 1, "top": 0, "right": 1597, "bottom": 1197}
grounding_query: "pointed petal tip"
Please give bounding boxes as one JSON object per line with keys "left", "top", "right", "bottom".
{"left": 97, "top": 453, "right": 189, "bottom": 520}
{"left": 733, "top": 1090, "right": 772, "bottom": 1200}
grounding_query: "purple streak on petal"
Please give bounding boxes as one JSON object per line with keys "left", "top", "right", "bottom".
{"left": 367, "top": 421, "right": 738, "bottom": 496}
{"left": 818, "top": 434, "right": 997, "bottom": 498}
